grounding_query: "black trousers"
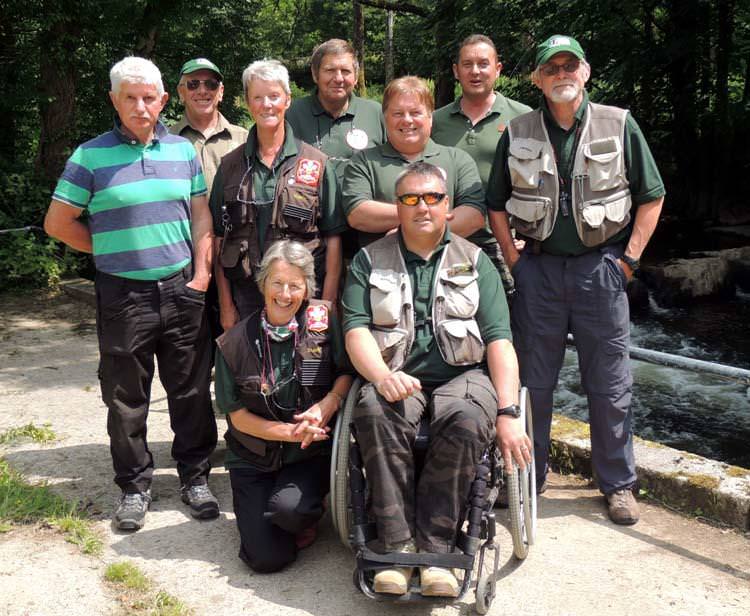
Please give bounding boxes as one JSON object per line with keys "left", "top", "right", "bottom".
{"left": 229, "top": 455, "right": 329, "bottom": 573}
{"left": 95, "top": 267, "right": 217, "bottom": 493}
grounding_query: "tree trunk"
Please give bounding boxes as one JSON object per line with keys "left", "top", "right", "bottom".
{"left": 353, "top": 0, "right": 366, "bottom": 96}
{"left": 35, "top": 17, "right": 78, "bottom": 185}
{"left": 0, "top": 7, "right": 17, "bottom": 167}
{"left": 385, "top": 10, "right": 394, "bottom": 84}
{"left": 432, "top": 0, "right": 457, "bottom": 108}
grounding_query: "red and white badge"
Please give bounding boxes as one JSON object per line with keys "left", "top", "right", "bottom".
{"left": 306, "top": 304, "right": 329, "bottom": 332}
{"left": 296, "top": 159, "right": 322, "bottom": 186}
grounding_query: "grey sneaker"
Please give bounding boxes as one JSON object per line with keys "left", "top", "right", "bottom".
{"left": 606, "top": 488, "right": 640, "bottom": 525}
{"left": 181, "top": 481, "right": 219, "bottom": 519}
{"left": 114, "top": 489, "right": 151, "bottom": 531}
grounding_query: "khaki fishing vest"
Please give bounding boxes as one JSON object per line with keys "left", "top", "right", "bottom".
{"left": 363, "top": 233, "right": 485, "bottom": 371}
{"left": 505, "top": 102, "right": 632, "bottom": 247}
{"left": 218, "top": 140, "right": 328, "bottom": 281}
{"left": 215, "top": 300, "right": 334, "bottom": 471}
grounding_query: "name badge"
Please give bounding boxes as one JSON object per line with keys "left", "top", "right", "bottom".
{"left": 345, "top": 128, "right": 369, "bottom": 150}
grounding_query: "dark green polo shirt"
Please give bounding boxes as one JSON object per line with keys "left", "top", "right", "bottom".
{"left": 342, "top": 230, "right": 511, "bottom": 387}
{"left": 209, "top": 123, "right": 347, "bottom": 247}
{"left": 432, "top": 92, "right": 532, "bottom": 253}
{"left": 341, "top": 139, "right": 485, "bottom": 247}
{"left": 215, "top": 311, "right": 351, "bottom": 469}
{"left": 286, "top": 91, "right": 386, "bottom": 182}
{"left": 486, "top": 92, "right": 665, "bottom": 256}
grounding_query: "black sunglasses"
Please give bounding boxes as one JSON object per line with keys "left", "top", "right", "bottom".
{"left": 396, "top": 192, "right": 447, "bottom": 207}
{"left": 185, "top": 78, "right": 221, "bottom": 91}
{"left": 540, "top": 60, "right": 581, "bottom": 77}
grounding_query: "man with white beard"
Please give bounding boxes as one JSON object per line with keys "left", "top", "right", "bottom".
{"left": 486, "top": 35, "right": 665, "bottom": 526}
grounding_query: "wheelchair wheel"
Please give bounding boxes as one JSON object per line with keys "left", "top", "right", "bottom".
{"left": 329, "top": 377, "right": 360, "bottom": 548}
{"left": 474, "top": 575, "right": 492, "bottom": 614}
{"left": 507, "top": 386, "right": 537, "bottom": 559}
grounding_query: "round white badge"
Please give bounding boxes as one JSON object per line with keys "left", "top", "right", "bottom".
{"left": 345, "top": 128, "right": 369, "bottom": 150}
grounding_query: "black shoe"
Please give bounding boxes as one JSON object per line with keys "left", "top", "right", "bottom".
{"left": 114, "top": 489, "right": 151, "bottom": 531}
{"left": 181, "top": 481, "right": 219, "bottom": 519}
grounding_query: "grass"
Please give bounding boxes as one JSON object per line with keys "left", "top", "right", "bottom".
{"left": 0, "top": 458, "right": 102, "bottom": 555}
{"left": 105, "top": 561, "right": 192, "bottom": 616}
{"left": 0, "top": 422, "right": 56, "bottom": 445}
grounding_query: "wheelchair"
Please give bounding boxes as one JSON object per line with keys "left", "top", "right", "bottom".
{"left": 329, "top": 378, "right": 537, "bottom": 613}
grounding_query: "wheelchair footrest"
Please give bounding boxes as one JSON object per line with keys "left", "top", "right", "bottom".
{"left": 356, "top": 547, "right": 475, "bottom": 571}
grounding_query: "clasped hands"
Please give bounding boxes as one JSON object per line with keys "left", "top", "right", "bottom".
{"left": 287, "top": 394, "right": 339, "bottom": 449}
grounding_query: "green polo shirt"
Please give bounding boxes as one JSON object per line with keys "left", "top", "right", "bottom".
{"left": 486, "top": 91, "right": 666, "bottom": 256}
{"left": 342, "top": 230, "right": 511, "bottom": 387}
{"left": 432, "top": 92, "right": 532, "bottom": 253}
{"left": 209, "top": 123, "right": 347, "bottom": 249}
{"left": 215, "top": 310, "right": 351, "bottom": 469}
{"left": 170, "top": 112, "right": 248, "bottom": 192}
{"left": 341, "top": 139, "right": 485, "bottom": 247}
{"left": 286, "top": 91, "right": 386, "bottom": 182}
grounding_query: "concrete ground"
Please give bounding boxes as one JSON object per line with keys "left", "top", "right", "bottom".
{"left": 1, "top": 289, "right": 749, "bottom": 616}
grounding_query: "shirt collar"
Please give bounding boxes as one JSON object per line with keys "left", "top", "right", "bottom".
{"left": 113, "top": 116, "right": 168, "bottom": 145}
{"left": 540, "top": 90, "right": 589, "bottom": 129}
{"left": 449, "top": 91, "right": 507, "bottom": 118}
{"left": 381, "top": 138, "right": 441, "bottom": 161}
{"left": 311, "top": 89, "right": 356, "bottom": 119}
{"left": 399, "top": 227, "right": 452, "bottom": 264}
{"left": 244, "top": 121, "right": 299, "bottom": 165}
{"left": 172, "top": 112, "right": 231, "bottom": 137}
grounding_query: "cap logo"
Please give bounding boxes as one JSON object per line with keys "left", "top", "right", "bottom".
{"left": 195, "top": 58, "right": 212, "bottom": 66}
{"left": 549, "top": 37, "right": 571, "bottom": 48}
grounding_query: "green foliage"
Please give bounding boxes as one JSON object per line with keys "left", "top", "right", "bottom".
{"left": 0, "top": 422, "right": 57, "bottom": 446}
{"left": 105, "top": 561, "right": 193, "bottom": 615}
{"left": 0, "top": 458, "right": 102, "bottom": 554}
{"left": 105, "top": 561, "right": 151, "bottom": 591}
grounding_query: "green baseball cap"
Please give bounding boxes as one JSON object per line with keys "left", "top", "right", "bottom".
{"left": 535, "top": 35, "right": 585, "bottom": 67}
{"left": 180, "top": 58, "right": 223, "bottom": 80}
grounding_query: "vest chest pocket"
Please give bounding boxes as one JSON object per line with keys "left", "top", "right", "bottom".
{"left": 369, "top": 269, "right": 404, "bottom": 326}
{"left": 508, "top": 138, "right": 553, "bottom": 189}
{"left": 583, "top": 137, "right": 625, "bottom": 192}
{"left": 438, "top": 268, "right": 479, "bottom": 318}
{"left": 435, "top": 319, "right": 485, "bottom": 366}
{"left": 506, "top": 193, "right": 553, "bottom": 240}
{"left": 280, "top": 183, "right": 319, "bottom": 235}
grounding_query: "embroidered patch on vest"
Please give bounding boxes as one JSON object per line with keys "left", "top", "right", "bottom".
{"left": 306, "top": 304, "right": 329, "bottom": 332}
{"left": 447, "top": 262, "right": 474, "bottom": 276}
{"left": 296, "top": 159, "right": 322, "bottom": 186}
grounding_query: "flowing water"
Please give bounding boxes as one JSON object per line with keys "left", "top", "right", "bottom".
{"left": 555, "top": 290, "right": 750, "bottom": 468}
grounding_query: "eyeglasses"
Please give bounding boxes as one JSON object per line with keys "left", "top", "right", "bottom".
{"left": 184, "top": 78, "right": 221, "bottom": 91}
{"left": 396, "top": 192, "right": 446, "bottom": 207}
{"left": 540, "top": 60, "right": 581, "bottom": 77}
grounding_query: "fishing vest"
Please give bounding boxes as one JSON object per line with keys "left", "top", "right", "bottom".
{"left": 215, "top": 300, "right": 334, "bottom": 471}
{"left": 218, "top": 139, "right": 328, "bottom": 281}
{"left": 505, "top": 102, "right": 632, "bottom": 247}
{"left": 363, "top": 233, "right": 485, "bottom": 371}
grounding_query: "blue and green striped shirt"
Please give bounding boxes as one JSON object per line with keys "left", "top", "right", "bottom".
{"left": 53, "top": 121, "right": 207, "bottom": 280}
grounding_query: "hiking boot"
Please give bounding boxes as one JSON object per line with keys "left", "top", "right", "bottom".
{"left": 420, "top": 566, "right": 459, "bottom": 597}
{"left": 373, "top": 540, "right": 415, "bottom": 595}
{"left": 606, "top": 488, "right": 640, "bottom": 525}
{"left": 181, "top": 480, "right": 219, "bottom": 519}
{"left": 114, "top": 489, "right": 151, "bottom": 531}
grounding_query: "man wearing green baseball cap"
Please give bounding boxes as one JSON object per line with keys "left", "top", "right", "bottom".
{"left": 171, "top": 58, "right": 247, "bottom": 192}
{"left": 487, "top": 34, "right": 666, "bottom": 526}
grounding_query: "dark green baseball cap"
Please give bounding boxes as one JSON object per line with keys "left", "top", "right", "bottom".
{"left": 180, "top": 58, "right": 223, "bottom": 80}
{"left": 535, "top": 35, "right": 585, "bottom": 67}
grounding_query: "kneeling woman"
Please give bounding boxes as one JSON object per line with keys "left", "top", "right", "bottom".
{"left": 215, "top": 240, "right": 353, "bottom": 572}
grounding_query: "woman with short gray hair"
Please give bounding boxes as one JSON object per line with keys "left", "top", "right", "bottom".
{"left": 214, "top": 239, "right": 353, "bottom": 573}
{"left": 211, "top": 59, "right": 346, "bottom": 333}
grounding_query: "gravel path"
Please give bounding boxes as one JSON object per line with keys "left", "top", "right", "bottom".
{"left": 1, "top": 289, "right": 749, "bottom": 616}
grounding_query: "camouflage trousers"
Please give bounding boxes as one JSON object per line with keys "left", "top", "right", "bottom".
{"left": 352, "top": 368, "right": 496, "bottom": 554}
{"left": 482, "top": 241, "right": 516, "bottom": 303}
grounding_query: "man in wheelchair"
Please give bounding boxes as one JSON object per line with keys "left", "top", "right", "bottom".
{"left": 342, "top": 162, "right": 531, "bottom": 597}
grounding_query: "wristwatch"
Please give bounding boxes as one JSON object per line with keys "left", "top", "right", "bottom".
{"left": 620, "top": 254, "right": 640, "bottom": 271}
{"left": 496, "top": 404, "right": 521, "bottom": 418}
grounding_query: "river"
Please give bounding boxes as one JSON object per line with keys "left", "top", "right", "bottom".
{"left": 556, "top": 289, "right": 750, "bottom": 468}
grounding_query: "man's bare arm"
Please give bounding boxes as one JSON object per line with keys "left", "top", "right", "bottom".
{"left": 449, "top": 204, "right": 484, "bottom": 237}
{"left": 189, "top": 194, "right": 213, "bottom": 291}
{"left": 44, "top": 200, "right": 92, "bottom": 253}
{"left": 347, "top": 200, "right": 399, "bottom": 233}
{"left": 322, "top": 235, "right": 342, "bottom": 303}
{"left": 619, "top": 196, "right": 664, "bottom": 280}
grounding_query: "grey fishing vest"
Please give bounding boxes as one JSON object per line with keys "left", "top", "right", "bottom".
{"left": 505, "top": 101, "right": 632, "bottom": 247}
{"left": 363, "top": 233, "right": 485, "bottom": 371}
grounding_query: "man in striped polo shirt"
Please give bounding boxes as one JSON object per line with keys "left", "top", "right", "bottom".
{"left": 44, "top": 56, "right": 219, "bottom": 531}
